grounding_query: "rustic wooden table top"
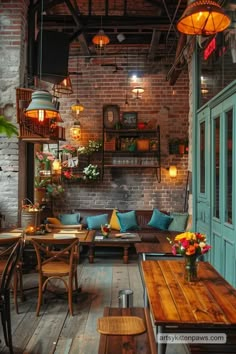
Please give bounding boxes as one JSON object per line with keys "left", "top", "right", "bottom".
{"left": 141, "top": 260, "right": 236, "bottom": 327}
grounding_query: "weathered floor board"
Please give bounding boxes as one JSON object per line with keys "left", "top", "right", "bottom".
{"left": 0, "top": 256, "right": 189, "bottom": 354}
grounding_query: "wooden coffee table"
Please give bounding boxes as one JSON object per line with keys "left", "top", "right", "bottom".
{"left": 84, "top": 230, "right": 141, "bottom": 264}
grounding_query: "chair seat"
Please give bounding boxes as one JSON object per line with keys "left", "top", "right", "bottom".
{"left": 42, "top": 261, "right": 72, "bottom": 276}
{"left": 97, "top": 316, "right": 146, "bottom": 335}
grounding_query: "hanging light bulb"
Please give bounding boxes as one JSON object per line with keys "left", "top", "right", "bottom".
{"left": 71, "top": 56, "right": 84, "bottom": 116}
{"left": 70, "top": 121, "right": 81, "bottom": 141}
{"left": 52, "top": 76, "right": 73, "bottom": 97}
{"left": 92, "top": 16, "right": 110, "bottom": 49}
{"left": 92, "top": 29, "right": 110, "bottom": 48}
{"left": 71, "top": 99, "right": 84, "bottom": 115}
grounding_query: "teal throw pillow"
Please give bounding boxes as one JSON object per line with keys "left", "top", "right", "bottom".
{"left": 116, "top": 210, "right": 139, "bottom": 232}
{"left": 148, "top": 209, "right": 173, "bottom": 230}
{"left": 58, "top": 213, "right": 80, "bottom": 225}
{"left": 87, "top": 214, "right": 109, "bottom": 230}
{"left": 168, "top": 212, "right": 189, "bottom": 232}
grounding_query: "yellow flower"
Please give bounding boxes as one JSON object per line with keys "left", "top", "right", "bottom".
{"left": 174, "top": 232, "right": 196, "bottom": 241}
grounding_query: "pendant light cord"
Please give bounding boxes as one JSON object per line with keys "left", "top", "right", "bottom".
{"left": 39, "top": 0, "right": 44, "bottom": 87}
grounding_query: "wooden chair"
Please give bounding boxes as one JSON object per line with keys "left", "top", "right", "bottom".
{"left": 0, "top": 236, "right": 24, "bottom": 314}
{"left": 0, "top": 237, "right": 23, "bottom": 354}
{"left": 31, "top": 237, "right": 80, "bottom": 316}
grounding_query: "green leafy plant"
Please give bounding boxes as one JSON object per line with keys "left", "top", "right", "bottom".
{"left": 46, "top": 183, "right": 65, "bottom": 197}
{"left": 78, "top": 140, "right": 102, "bottom": 155}
{"left": 34, "top": 177, "right": 51, "bottom": 188}
{"left": 0, "top": 115, "right": 18, "bottom": 137}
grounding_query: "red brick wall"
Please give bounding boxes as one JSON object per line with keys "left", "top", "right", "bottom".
{"left": 54, "top": 53, "right": 190, "bottom": 212}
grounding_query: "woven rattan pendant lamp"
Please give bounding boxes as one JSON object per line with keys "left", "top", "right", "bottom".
{"left": 177, "top": 0, "right": 231, "bottom": 36}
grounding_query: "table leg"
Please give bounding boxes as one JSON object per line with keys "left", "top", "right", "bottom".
{"left": 123, "top": 246, "right": 129, "bottom": 264}
{"left": 88, "top": 245, "right": 94, "bottom": 263}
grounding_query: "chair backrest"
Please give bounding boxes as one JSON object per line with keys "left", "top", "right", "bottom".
{"left": 31, "top": 237, "right": 79, "bottom": 271}
{"left": 0, "top": 237, "right": 22, "bottom": 292}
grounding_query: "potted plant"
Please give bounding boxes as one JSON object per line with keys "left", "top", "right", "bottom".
{"left": 34, "top": 177, "right": 51, "bottom": 204}
{"left": 0, "top": 115, "right": 18, "bottom": 137}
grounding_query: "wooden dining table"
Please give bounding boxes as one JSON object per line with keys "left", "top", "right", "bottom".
{"left": 141, "top": 260, "right": 236, "bottom": 354}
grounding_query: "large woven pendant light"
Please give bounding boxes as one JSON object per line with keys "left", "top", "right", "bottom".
{"left": 177, "top": 0, "right": 231, "bottom": 36}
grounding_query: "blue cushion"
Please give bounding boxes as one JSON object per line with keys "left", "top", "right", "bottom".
{"left": 58, "top": 213, "right": 80, "bottom": 225}
{"left": 168, "top": 212, "right": 189, "bottom": 232}
{"left": 148, "top": 209, "right": 173, "bottom": 230}
{"left": 116, "top": 210, "right": 139, "bottom": 232}
{"left": 87, "top": 214, "right": 109, "bottom": 230}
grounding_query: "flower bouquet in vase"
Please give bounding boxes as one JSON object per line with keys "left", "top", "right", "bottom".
{"left": 168, "top": 232, "right": 211, "bottom": 282}
{"left": 101, "top": 224, "right": 111, "bottom": 237}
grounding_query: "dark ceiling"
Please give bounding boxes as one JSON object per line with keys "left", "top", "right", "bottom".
{"left": 34, "top": 0, "right": 188, "bottom": 62}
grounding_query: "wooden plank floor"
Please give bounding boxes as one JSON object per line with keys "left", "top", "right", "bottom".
{"left": 0, "top": 252, "right": 189, "bottom": 354}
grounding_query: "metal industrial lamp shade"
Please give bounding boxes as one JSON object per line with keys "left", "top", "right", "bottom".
{"left": 177, "top": 0, "right": 231, "bottom": 36}
{"left": 92, "top": 29, "right": 110, "bottom": 48}
{"left": 52, "top": 76, "right": 73, "bottom": 97}
{"left": 25, "top": 90, "right": 59, "bottom": 122}
{"left": 71, "top": 100, "right": 84, "bottom": 115}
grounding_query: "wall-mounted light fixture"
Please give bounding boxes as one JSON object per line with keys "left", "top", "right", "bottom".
{"left": 169, "top": 165, "right": 177, "bottom": 178}
{"left": 177, "top": 0, "right": 231, "bottom": 36}
{"left": 132, "top": 86, "right": 144, "bottom": 99}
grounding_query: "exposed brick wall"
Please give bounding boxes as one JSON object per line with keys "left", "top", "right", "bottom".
{"left": 0, "top": 2, "right": 190, "bottom": 227}
{"left": 0, "top": 0, "right": 29, "bottom": 227}
{"left": 53, "top": 53, "right": 190, "bottom": 213}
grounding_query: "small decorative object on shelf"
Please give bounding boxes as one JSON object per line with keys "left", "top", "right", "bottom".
{"left": 101, "top": 224, "right": 111, "bottom": 237}
{"left": 167, "top": 231, "right": 211, "bottom": 282}
{"left": 122, "top": 112, "right": 138, "bottom": 129}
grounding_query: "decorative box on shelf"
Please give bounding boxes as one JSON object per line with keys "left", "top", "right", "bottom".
{"left": 104, "top": 139, "right": 116, "bottom": 151}
{"left": 137, "top": 139, "right": 149, "bottom": 151}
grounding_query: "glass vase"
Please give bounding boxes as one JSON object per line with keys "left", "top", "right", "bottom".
{"left": 184, "top": 256, "right": 198, "bottom": 282}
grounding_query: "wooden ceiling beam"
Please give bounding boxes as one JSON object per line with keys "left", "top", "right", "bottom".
{"left": 64, "top": 0, "right": 90, "bottom": 55}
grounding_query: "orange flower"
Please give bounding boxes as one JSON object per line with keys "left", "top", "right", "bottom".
{"left": 185, "top": 245, "right": 196, "bottom": 256}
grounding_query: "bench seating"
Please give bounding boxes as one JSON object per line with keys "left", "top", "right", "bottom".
{"left": 49, "top": 208, "right": 191, "bottom": 259}
{"left": 97, "top": 307, "right": 157, "bottom": 354}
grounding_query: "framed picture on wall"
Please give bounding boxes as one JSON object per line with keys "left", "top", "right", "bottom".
{"left": 122, "top": 112, "right": 138, "bottom": 128}
{"left": 103, "top": 105, "right": 120, "bottom": 128}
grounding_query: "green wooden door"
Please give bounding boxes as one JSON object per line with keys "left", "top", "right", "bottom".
{"left": 196, "top": 88, "right": 236, "bottom": 286}
{"left": 211, "top": 96, "right": 235, "bottom": 285}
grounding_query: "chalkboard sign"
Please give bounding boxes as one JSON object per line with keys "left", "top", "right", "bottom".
{"left": 122, "top": 112, "right": 138, "bottom": 128}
